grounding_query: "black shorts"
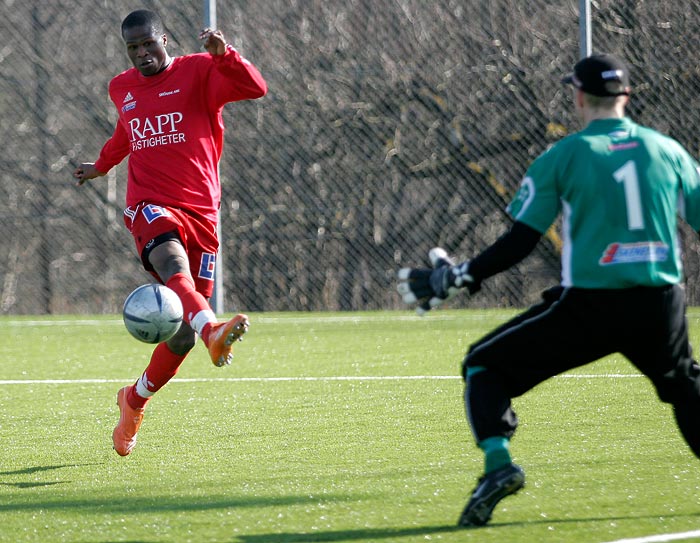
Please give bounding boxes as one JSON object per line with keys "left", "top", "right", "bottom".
{"left": 464, "top": 284, "right": 693, "bottom": 401}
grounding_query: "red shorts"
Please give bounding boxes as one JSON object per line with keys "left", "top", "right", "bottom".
{"left": 123, "top": 203, "right": 218, "bottom": 297}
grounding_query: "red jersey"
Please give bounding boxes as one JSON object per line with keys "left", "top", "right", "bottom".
{"left": 95, "top": 46, "right": 267, "bottom": 220}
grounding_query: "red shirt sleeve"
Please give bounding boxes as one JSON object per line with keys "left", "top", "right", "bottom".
{"left": 207, "top": 45, "right": 267, "bottom": 108}
{"left": 94, "top": 117, "right": 130, "bottom": 174}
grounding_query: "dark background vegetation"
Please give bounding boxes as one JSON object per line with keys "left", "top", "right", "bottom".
{"left": 2, "top": 0, "right": 700, "bottom": 313}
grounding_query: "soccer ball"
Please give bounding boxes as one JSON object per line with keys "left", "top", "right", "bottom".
{"left": 122, "top": 284, "right": 183, "bottom": 344}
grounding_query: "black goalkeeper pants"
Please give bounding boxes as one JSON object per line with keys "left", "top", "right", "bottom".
{"left": 463, "top": 284, "right": 700, "bottom": 458}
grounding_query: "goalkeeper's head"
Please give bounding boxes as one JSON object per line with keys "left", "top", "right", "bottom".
{"left": 562, "top": 53, "right": 631, "bottom": 122}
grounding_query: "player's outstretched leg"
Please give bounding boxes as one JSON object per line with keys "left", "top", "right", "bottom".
{"left": 112, "top": 386, "right": 145, "bottom": 456}
{"left": 458, "top": 463, "right": 525, "bottom": 527}
{"left": 669, "top": 361, "right": 700, "bottom": 458}
{"left": 205, "top": 314, "right": 249, "bottom": 367}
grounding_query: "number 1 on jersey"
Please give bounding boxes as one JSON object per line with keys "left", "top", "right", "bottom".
{"left": 614, "top": 160, "right": 644, "bottom": 230}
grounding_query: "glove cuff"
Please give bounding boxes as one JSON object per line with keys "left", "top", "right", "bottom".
{"left": 449, "top": 261, "right": 481, "bottom": 294}
{"left": 451, "top": 261, "right": 473, "bottom": 287}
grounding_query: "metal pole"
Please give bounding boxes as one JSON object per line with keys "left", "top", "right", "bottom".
{"left": 579, "top": 0, "right": 592, "bottom": 58}
{"left": 33, "top": 5, "right": 53, "bottom": 313}
{"left": 204, "top": 0, "right": 217, "bottom": 30}
{"left": 204, "top": 0, "right": 224, "bottom": 314}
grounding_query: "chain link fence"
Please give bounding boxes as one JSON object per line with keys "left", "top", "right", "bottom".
{"left": 2, "top": 0, "right": 700, "bottom": 314}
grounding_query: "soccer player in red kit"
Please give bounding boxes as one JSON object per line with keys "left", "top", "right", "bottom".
{"left": 73, "top": 9, "right": 267, "bottom": 456}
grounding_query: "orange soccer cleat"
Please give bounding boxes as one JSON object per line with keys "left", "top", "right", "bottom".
{"left": 112, "top": 386, "right": 145, "bottom": 456}
{"left": 206, "top": 314, "right": 249, "bottom": 367}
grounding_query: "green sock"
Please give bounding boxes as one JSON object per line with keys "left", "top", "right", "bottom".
{"left": 479, "top": 436, "right": 512, "bottom": 474}
{"left": 466, "top": 365, "right": 486, "bottom": 378}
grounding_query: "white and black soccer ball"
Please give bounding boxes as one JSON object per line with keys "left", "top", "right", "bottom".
{"left": 123, "top": 284, "right": 183, "bottom": 344}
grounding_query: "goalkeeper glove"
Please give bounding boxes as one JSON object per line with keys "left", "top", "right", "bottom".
{"left": 397, "top": 247, "right": 475, "bottom": 315}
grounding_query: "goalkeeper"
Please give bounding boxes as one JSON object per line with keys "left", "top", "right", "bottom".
{"left": 398, "top": 53, "right": 700, "bottom": 527}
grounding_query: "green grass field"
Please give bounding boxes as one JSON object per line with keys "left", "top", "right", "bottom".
{"left": 2, "top": 310, "right": 700, "bottom": 543}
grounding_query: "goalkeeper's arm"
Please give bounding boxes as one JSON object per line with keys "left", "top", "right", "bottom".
{"left": 466, "top": 221, "right": 542, "bottom": 289}
{"left": 398, "top": 221, "right": 542, "bottom": 313}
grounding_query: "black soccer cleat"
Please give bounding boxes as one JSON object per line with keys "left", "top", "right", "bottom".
{"left": 457, "top": 463, "right": 525, "bottom": 527}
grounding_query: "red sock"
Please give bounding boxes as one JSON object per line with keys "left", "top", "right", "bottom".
{"left": 127, "top": 342, "right": 188, "bottom": 409}
{"left": 200, "top": 322, "right": 213, "bottom": 346}
{"left": 166, "top": 273, "right": 214, "bottom": 327}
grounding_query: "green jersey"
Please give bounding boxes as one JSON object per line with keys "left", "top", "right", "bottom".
{"left": 507, "top": 117, "right": 700, "bottom": 288}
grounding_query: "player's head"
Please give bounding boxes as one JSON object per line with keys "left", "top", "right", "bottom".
{"left": 121, "top": 9, "right": 170, "bottom": 76}
{"left": 562, "top": 53, "right": 630, "bottom": 120}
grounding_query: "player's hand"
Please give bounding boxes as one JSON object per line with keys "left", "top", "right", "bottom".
{"left": 73, "top": 163, "right": 105, "bottom": 186}
{"left": 397, "top": 248, "right": 474, "bottom": 315}
{"left": 199, "top": 28, "right": 226, "bottom": 55}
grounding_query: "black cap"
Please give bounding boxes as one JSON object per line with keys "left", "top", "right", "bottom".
{"left": 562, "top": 54, "right": 630, "bottom": 97}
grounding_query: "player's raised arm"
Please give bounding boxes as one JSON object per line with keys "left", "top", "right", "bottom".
{"left": 199, "top": 28, "right": 227, "bottom": 56}
{"left": 202, "top": 28, "right": 267, "bottom": 104}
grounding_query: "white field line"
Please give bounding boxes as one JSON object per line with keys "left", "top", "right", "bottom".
{"left": 5, "top": 309, "right": 700, "bottom": 328}
{"left": 0, "top": 376, "right": 458, "bottom": 385}
{"left": 0, "top": 374, "right": 644, "bottom": 385}
{"left": 5, "top": 309, "right": 700, "bottom": 327}
{"left": 0, "top": 316, "right": 649, "bottom": 384}
{"left": 600, "top": 529, "right": 700, "bottom": 543}
{"left": 0, "top": 313, "right": 505, "bottom": 327}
